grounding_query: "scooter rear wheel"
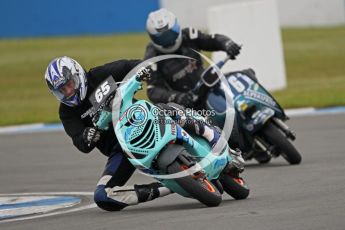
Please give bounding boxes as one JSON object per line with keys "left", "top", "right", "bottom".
{"left": 261, "top": 122, "right": 302, "bottom": 165}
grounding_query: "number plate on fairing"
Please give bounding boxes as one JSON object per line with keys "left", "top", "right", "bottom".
{"left": 89, "top": 76, "right": 117, "bottom": 110}
{"left": 252, "top": 107, "right": 275, "bottom": 125}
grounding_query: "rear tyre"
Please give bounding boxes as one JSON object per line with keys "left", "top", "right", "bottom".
{"left": 261, "top": 122, "right": 302, "bottom": 165}
{"left": 167, "top": 161, "right": 222, "bottom": 207}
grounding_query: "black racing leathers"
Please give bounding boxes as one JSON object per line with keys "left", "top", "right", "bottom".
{"left": 144, "top": 27, "right": 233, "bottom": 104}
{"left": 59, "top": 59, "right": 141, "bottom": 156}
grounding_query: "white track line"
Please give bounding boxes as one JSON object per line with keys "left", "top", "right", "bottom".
{"left": 0, "top": 192, "right": 96, "bottom": 223}
{"left": 1, "top": 106, "right": 345, "bottom": 135}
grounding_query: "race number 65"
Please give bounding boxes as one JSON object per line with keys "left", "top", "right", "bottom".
{"left": 95, "top": 81, "right": 111, "bottom": 102}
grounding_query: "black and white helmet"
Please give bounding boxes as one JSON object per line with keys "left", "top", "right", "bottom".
{"left": 146, "top": 9, "right": 182, "bottom": 53}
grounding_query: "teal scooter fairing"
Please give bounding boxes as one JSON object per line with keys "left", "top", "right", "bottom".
{"left": 91, "top": 73, "right": 244, "bottom": 202}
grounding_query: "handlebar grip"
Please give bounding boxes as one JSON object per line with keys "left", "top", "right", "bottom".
{"left": 216, "top": 60, "right": 225, "bottom": 68}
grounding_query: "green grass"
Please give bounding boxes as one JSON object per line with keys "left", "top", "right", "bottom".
{"left": 273, "top": 26, "right": 345, "bottom": 108}
{"left": 0, "top": 26, "right": 344, "bottom": 126}
{"left": 0, "top": 33, "right": 150, "bottom": 126}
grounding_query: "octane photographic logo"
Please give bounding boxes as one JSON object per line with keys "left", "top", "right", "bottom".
{"left": 126, "top": 104, "right": 216, "bottom": 126}
{"left": 150, "top": 106, "right": 217, "bottom": 123}
{"left": 112, "top": 52, "right": 235, "bottom": 179}
{"left": 125, "top": 104, "right": 148, "bottom": 127}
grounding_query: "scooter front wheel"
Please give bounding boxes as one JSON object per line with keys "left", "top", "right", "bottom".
{"left": 219, "top": 174, "right": 250, "bottom": 200}
{"left": 167, "top": 161, "right": 222, "bottom": 207}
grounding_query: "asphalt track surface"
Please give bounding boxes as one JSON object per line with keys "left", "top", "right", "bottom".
{"left": 1, "top": 113, "right": 344, "bottom": 230}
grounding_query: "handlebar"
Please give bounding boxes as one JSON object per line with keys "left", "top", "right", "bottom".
{"left": 191, "top": 55, "right": 231, "bottom": 102}
{"left": 215, "top": 55, "right": 231, "bottom": 69}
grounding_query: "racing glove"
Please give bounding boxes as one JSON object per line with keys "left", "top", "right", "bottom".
{"left": 224, "top": 40, "right": 241, "bottom": 60}
{"left": 136, "top": 66, "right": 152, "bottom": 81}
{"left": 169, "top": 92, "right": 194, "bottom": 108}
{"left": 82, "top": 127, "right": 101, "bottom": 146}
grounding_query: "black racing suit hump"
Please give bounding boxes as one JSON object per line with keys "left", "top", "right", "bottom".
{"left": 59, "top": 59, "right": 141, "bottom": 156}
{"left": 144, "top": 27, "right": 230, "bottom": 104}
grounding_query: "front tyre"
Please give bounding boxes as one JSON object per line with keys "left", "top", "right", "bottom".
{"left": 219, "top": 174, "right": 250, "bottom": 200}
{"left": 261, "top": 122, "right": 302, "bottom": 165}
{"left": 167, "top": 161, "right": 222, "bottom": 207}
{"left": 254, "top": 153, "right": 271, "bottom": 164}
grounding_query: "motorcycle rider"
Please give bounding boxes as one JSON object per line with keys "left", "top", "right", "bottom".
{"left": 44, "top": 56, "right": 241, "bottom": 211}
{"left": 144, "top": 9, "right": 255, "bottom": 155}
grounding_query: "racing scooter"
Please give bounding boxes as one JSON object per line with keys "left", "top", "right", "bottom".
{"left": 88, "top": 69, "right": 250, "bottom": 207}
{"left": 192, "top": 56, "right": 302, "bottom": 165}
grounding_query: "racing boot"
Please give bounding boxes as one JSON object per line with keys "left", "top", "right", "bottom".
{"left": 228, "top": 148, "right": 245, "bottom": 175}
{"left": 134, "top": 182, "right": 172, "bottom": 204}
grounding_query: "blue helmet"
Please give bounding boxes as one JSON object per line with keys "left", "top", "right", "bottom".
{"left": 146, "top": 9, "right": 182, "bottom": 53}
{"left": 44, "top": 56, "right": 87, "bottom": 107}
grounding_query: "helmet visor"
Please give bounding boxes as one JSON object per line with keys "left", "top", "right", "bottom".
{"left": 150, "top": 21, "right": 180, "bottom": 48}
{"left": 51, "top": 75, "right": 80, "bottom": 104}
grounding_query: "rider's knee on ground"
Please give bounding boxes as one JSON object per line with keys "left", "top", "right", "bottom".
{"left": 94, "top": 185, "right": 128, "bottom": 211}
{"left": 94, "top": 182, "right": 169, "bottom": 211}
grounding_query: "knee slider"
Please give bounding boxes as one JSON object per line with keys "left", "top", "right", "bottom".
{"left": 94, "top": 185, "right": 128, "bottom": 211}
